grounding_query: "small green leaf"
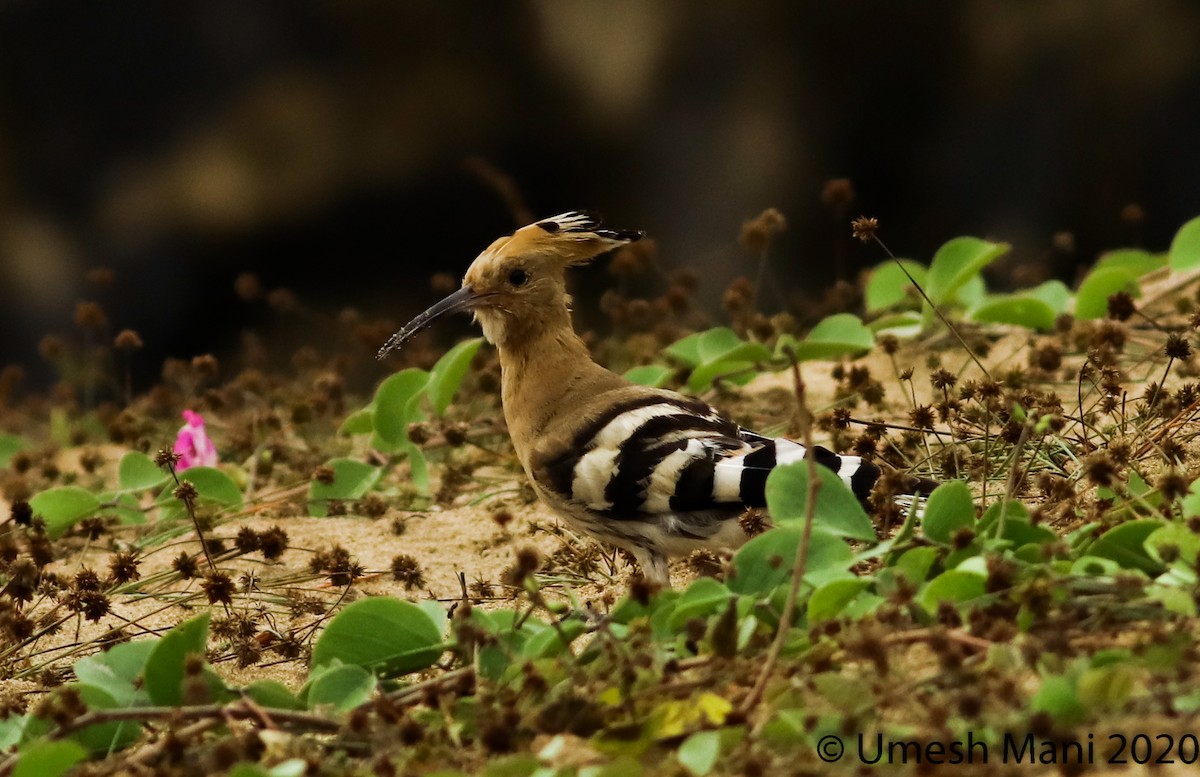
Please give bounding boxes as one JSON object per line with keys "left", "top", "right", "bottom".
{"left": 308, "top": 458, "right": 383, "bottom": 517}
{"left": 765, "top": 462, "right": 876, "bottom": 541}
{"left": 1077, "top": 664, "right": 1137, "bottom": 711}
{"left": 786, "top": 314, "right": 874, "bottom": 362}
{"left": 70, "top": 683, "right": 143, "bottom": 754}
{"left": 667, "top": 578, "right": 732, "bottom": 632}
{"left": 890, "top": 546, "right": 940, "bottom": 584}
{"left": 1144, "top": 522, "right": 1200, "bottom": 569}
{"left": 311, "top": 598, "right": 444, "bottom": 678}
{"left": 372, "top": 368, "right": 430, "bottom": 447}
{"left": 338, "top": 406, "right": 375, "bottom": 436}
{"left": 865, "top": 260, "right": 927, "bottom": 312}
{"left": 244, "top": 680, "right": 305, "bottom": 711}
{"left": 664, "top": 332, "right": 704, "bottom": 367}
{"left": 427, "top": 337, "right": 484, "bottom": 416}
{"left": 920, "top": 481, "right": 975, "bottom": 544}
{"left": 624, "top": 364, "right": 673, "bottom": 387}
{"left": 13, "top": 740, "right": 87, "bottom": 777}
{"left": 925, "top": 237, "right": 1010, "bottom": 307}
{"left": 0, "top": 434, "right": 26, "bottom": 467}
{"left": 73, "top": 640, "right": 157, "bottom": 708}
{"left": 143, "top": 613, "right": 211, "bottom": 706}
{"left": 1028, "top": 279, "right": 1072, "bottom": 312}
{"left": 918, "top": 569, "right": 985, "bottom": 613}
{"left": 697, "top": 328, "right": 764, "bottom": 363}
{"left": 1094, "top": 248, "right": 1165, "bottom": 277}
{"left": 686, "top": 359, "right": 758, "bottom": 392}
{"left": 677, "top": 730, "right": 721, "bottom": 777}
{"left": 307, "top": 664, "right": 377, "bottom": 712}
{"left": 1030, "top": 675, "right": 1085, "bottom": 725}
{"left": 728, "top": 528, "right": 854, "bottom": 595}
{"left": 969, "top": 294, "right": 1057, "bottom": 331}
{"left": 1169, "top": 215, "right": 1200, "bottom": 271}
{"left": 807, "top": 578, "right": 871, "bottom": 622}
{"left": 866, "top": 310, "right": 923, "bottom": 338}
{"left": 29, "top": 487, "right": 101, "bottom": 537}
{"left": 1074, "top": 266, "right": 1141, "bottom": 320}
{"left": 172, "top": 467, "right": 243, "bottom": 508}
{"left": 118, "top": 451, "right": 168, "bottom": 491}
{"left": 1088, "top": 519, "right": 1165, "bottom": 574}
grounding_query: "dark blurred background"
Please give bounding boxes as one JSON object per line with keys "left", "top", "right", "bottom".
{"left": 2, "top": 1, "right": 1199, "bottom": 389}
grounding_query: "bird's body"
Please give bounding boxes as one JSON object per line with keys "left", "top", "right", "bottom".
{"left": 380, "top": 212, "right": 887, "bottom": 585}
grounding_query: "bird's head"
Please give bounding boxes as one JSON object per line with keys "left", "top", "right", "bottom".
{"left": 378, "top": 212, "right": 642, "bottom": 355}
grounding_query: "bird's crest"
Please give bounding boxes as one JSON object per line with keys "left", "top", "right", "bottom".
{"left": 494, "top": 211, "right": 643, "bottom": 267}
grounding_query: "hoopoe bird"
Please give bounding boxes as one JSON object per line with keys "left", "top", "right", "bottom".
{"left": 380, "top": 212, "right": 912, "bottom": 586}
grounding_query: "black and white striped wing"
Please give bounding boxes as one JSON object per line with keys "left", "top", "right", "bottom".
{"left": 530, "top": 394, "right": 879, "bottom": 519}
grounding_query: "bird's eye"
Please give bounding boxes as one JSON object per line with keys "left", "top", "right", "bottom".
{"left": 508, "top": 269, "right": 528, "bottom": 286}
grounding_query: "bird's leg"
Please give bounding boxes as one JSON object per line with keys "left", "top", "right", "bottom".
{"left": 630, "top": 546, "right": 671, "bottom": 589}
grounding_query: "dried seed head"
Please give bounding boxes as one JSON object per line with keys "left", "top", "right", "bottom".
{"left": 74, "top": 301, "right": 108, "bottom": 329}
{"left": 821, "top": 178, "right": 856, "bottom": 208}
{"left": 201, "top": 572, "right": 235, "bottom": 605}
{"left": 257, "top": 526, "right": 288, "bottom": 560}
{"left": 850, "top": 216, "right": 878, "bottom": 242}
{"left": 311, "top": 465, "right": 335, "bottom": 485}
{"left": 391, "top": 555, "right": 426, "bottom": 590}
{"left": 740, "top": 207, "right": 788, "bottom": 254}
{"left": 233, "top": 273, "right": 262, "bottom": 302}
{"left": 1106, "top": 291, "right": 1136, "bottom": 321}
{"left": 1083, "top": 454, "right": 1118, "bottom": 487}
{"left": 1165, "top": 333, "right": 1193, "bottom": 361}
{"left": 154, "top": 448, "right": 182, "bottom": 470}
{"left": 107, "top": 553, "right": 140, "bottom": 584}
{"left": 113, "top": 329, "right": 143, "bottom": 351}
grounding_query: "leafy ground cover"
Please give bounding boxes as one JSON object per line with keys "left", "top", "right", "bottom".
{"left": 1, "top": 213, "right": 1200, "bottom": 775}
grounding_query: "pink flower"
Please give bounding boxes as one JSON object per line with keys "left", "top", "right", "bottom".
{"left": 173, "top": 409, "right": 218, "bottom": 470}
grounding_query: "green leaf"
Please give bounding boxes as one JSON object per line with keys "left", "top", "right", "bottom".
{"left": 1144, "top": 522, "right": 1200, "bottom": 569}
{"left": 1095, "top": 248, "right": 1165, "bottom": 277}
{"left": 765, "top": 462, "right": 876, "bottom": 541}
{"left": 920, "top": 481, "right": 975, "bottom": 544}
{"left": 890, "top": 546, "right": 940, "bottom": 585}
{"left": 338, "top": 406, "right": 375, "bottom": 436}
{"left": 917, "top": 569, "right": 985, "bottom": 613}
{"left": 786, "top": 314, "right": 874, "bottom": 362}
{"left": 73, "top": 640, "right": 157, "bottom": 708}
{"left": 311, "top": 598, "right": 444, "bottom": 678}
{"left": 13, "top": 740, "right": 86, "bottom": 777}
{"left": 865, "top": 260, "right": 927, "bottom": 312}
{"left": 404, "top": 443, "right": 430, "bottom": 494}
{"left": 244, "top": 680, "right": 305, "bottom": 711}
{"left": 372, "top": 368, "right": 430, "bottom": 447}
{"left": 1074, "top": 266, "right": 1141, "bottom": 320}
{"left": 1077, "top": 664, "right": 1137, "bottom": 711}
{"left": 175, "top": 467, "right": 243, "bottom": 508}
{"left": 29, "top": 487, "right": 101, "bottom": 537}
{"left": 728, "top": 528, "right": 854, "bottom": 595}
{"left": 118, "top": 451, "right": 168, "bottom": 491}
{"left": 1028, "top": 279, "right": 1072, "bottom": 312}
{"left": 698, "top": 328, "right": 768, "bottom": 363}
{"left": 866, "top": 310, "right": 923, "bottom": 338}
{"left": 686, "top": 359, "right": 758, "bottom": 392}
{"left": 925, "top": 237, "right": 1010, "bottom": 307}
{"left": 664, "top": 332, "right": 704, "bottom": 367}
{"left": 807, "top": 578, "right": 871, "bottom": 622}
{"left": 1088, "top": 519, "right": 1165, "bottom": 575}
{"left": 0, "top": 434, "right": 26, "bottom": 468}
{"left": 677, "top": 730, "right": 721, "bottom": 777}
{"left": 307, "top": 664, "right": 377, "bottom": 712}
{"left": 667, "top": 578, "right": 732, "bottom": 632}
{"left": 624, "top": 364, "right": 673, "bottom": 388}
{"left": 308, "top": 458, "right": 383, "bottom": 517}
{"left": 1169, "top": 215, "right": 1200, "bottom": 271}
{"left": 70, "top": 683, "right": 142, "bottom": 754}
{"left": 427, "top": 337, "right": 484, "bottom": 416}
{"left": 969, "top": 294, "right": 1057, "bottom": 331}
{"left": 98, "top": 492, "right": 148, "bottom": 526}
{"left": 1031, "top": 675, "right": 1085, "bottom": 725}
{"left": 143, "top": 613, "right": 210, "bottom": 706}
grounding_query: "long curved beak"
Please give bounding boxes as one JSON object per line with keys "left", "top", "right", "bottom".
{"left": 377, "top": 285, "right": 478, "bottom": 359}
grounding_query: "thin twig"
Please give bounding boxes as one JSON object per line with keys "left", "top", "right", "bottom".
{"left": 742, "top": 350, "right": 821, "bottom": 719}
